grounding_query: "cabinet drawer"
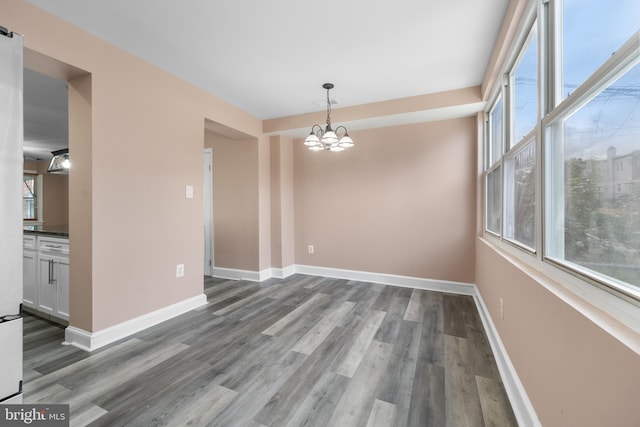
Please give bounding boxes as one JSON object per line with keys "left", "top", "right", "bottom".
{"left": 23, "top": 235, "right": 36, "bottom": 250}
{"left": 38, "top": 237, "right": 69, "bottom": 256}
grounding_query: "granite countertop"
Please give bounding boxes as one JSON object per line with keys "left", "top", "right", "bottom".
{"left": 23, "top": 225, "right": 69, "bottom": 238}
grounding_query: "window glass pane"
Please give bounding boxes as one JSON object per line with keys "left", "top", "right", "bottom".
{"left": 23, "top": 174, "right": 37, "bottom": 220}
{"left": 489, "top": 96, "right": 503, "bottom": 166}
{"left": 547, "top": 62, "right": 640, "bottom": 289}
{"left": 504, "top": 141, "right": 536, "bottom": 249}
{"left": 486, "top": 167, "right": 502, "bottom": 235}
{"left": 562, "top": 0, "right": 640, "bottom": 99}
{"left": 513, "top": 27, "right": 538, "bottom": 145}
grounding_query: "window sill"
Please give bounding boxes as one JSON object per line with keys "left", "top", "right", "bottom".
{"left": 480, "top": 234, "right": 640, "bottom": 356}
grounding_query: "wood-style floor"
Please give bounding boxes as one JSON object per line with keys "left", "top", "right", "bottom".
{"left": 23, "top": 275, "right": 517, "bottom": 426}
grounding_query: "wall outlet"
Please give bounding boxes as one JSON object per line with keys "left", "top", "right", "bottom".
{"left": 185, "top": 185, "right": 194, "bottom": 199}
{"left": 500, "top": 297, "right": 504, "bottom": 320}
{"left": 308, "top": 245, "right": 314, "bottom": 254}
{"left": 176, "top": 264, "right": 185, "bottom": 278}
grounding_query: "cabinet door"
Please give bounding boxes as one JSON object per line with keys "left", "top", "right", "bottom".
{"left": 54, "top": 257, "right": 69, "bottom": 320}
{"left": 37, "top": 254, "right": 56, "bottom": 316}
{"left": 23, "top": 250, "right": 38, "bottom": 308}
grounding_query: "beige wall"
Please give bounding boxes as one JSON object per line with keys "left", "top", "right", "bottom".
{"left": 204, "top": 131, "right": 260, "bottom": 271}
{"left": 5, "top": 0, "right": 263, "bottom": 331}
{"left": 294, "top": 118, "right": 477, "bottom": 283}
{"left": 269, "top": 135, "right": 295, "bottom": 269}
{"left": 476, "top": 240, "right": 640, "bottom": 426}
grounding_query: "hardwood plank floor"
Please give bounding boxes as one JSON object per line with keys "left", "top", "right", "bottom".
{"left": 23, "top": 275, "right": 518, "bottom": 426}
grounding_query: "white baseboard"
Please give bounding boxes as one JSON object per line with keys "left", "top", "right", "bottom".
{"left": 269, "top": 265, "right": 297, "bottom": 279}
{"left": 64, "top": 293, "right": 207, "bottom": 352}
{"left": 294, "top": 264, "right": 476, "bottom": 295}
{"left": 212, "top": 267, "right": 263, "bottom": 282}
{"left": 473, "top": 291, "right": 541, "bottom": 427}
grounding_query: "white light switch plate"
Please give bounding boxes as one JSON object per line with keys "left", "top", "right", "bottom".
{"left": 185, "top": 185, "right": 194, "bottom": 199}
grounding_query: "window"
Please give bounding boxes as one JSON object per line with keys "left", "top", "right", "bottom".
{"left": 488, "top": 95, "right": 504, "bottom": 167}
{"left": 23, "top": 174, "right": 38, "bottom": 220}
{"left": 484, "top": 0, "right": 640, "bottom": 299}
{"left": 486, "top": 167, "right": 502, "bottom": 235}
{"left": 486, "top": 95, "right": 504, "bottom": 236}
{"left": 561, "top": 0, "right": 640, "bottom": 99}
{"left": 546, "top": 61, "right": 640, "bottom": 290}
{"left": 504, "top": 140, "right": 536, "bottom": 249}
{"left": 512, "top": 25, "right": 538, "bottom": 145}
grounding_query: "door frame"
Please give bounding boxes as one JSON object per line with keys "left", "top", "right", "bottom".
{"left": 203, "top": 148, "right": 213, "bottom": 276}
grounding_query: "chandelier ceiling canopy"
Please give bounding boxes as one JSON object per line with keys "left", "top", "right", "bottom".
{"left": 304, "top": 83, "right": 354, "bottom": 152}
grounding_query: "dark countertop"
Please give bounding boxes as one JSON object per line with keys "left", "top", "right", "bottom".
{"left": 23, "top": 225, "right": 69, "bottom": 238}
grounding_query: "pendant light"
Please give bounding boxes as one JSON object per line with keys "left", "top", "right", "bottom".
{"left": 304, "top": 83, "right": 354, "bottom": 152}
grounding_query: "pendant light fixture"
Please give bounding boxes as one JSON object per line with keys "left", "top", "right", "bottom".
{"left": 47, "top": 148, "right": 70, "bottom": 174}
{"left": 304, "top": 83, "right": 354, "bottom": 152}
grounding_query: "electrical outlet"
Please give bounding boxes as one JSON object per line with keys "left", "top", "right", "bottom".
{"left": 176, "top": 264, "right": 185, "bottom": 278}
{"left": 308, "top": 245, "right": 314, "bottom": 254}
{"left": 500, "top": 297, "right": 504, "bottom": 320}
{"left": 185, "top": 185, "right": 194, "bottom": 199}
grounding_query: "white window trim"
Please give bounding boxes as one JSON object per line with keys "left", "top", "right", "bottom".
{"left": 482, "top": 1, "right": 640, "bottom": 353}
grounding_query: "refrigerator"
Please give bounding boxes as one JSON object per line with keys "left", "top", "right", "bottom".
{"left": 0, "top": 25, "right": 24, "bottom": 405}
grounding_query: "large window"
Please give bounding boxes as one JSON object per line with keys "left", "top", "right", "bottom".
{"left": 484, "top": 0, "right": 640, "bottom": 298}
{"left": 546, "top": 61, "right": 640, "bottom": 289}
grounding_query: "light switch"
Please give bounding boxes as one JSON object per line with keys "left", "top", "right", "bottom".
{"left": 186, "top": 185, "right": 194, "bottom": 199}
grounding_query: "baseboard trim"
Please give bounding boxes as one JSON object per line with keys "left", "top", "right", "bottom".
{"left": 64, "top": 293, "right": 207, "bottom": 352}
{"left": 212, "top": 267, "right": 262, "bottom": 282}
{"left": 294, "top": 264, "right": 476, "bottom": 295}
{"left": 473, "top": 290, "right": 541, "bottom": 427}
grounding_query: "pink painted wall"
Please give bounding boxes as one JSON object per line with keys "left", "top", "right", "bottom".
{"left": 5, "top": 0, "right": 262, "bottom": 331}
{"left": 294, "top": 118, "right": 477, "bottom": 283}
{"left": 476, "top": 240, "right": 640, "bottom": 426}
{"left": 204, "top": 131, "right": 260, "bottom": 271}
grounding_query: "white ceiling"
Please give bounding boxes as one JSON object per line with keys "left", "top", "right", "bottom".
{"left": 24, "top": 0, "right": 509, "bottom": 122}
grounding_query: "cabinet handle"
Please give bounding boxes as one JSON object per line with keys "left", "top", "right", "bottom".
{"left": 45, "top": 244, "right": 63, "bottom": 249}
{"left": 48, "top": 259, "right": 52, "bottom": 284}
{"left": 51, "top": 260, "right": 56, "bottom": 285}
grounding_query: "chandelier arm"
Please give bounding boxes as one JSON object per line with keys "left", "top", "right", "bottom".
{"left": 335, "top": 125, "right": 348, "bottom": 138}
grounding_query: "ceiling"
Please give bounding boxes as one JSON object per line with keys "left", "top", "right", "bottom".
{"left": 22, "top": 0, "right": 509, "bottom": 154}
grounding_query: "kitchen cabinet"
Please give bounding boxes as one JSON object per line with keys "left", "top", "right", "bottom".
{"left": 23, "top": 235, "right": 37, "bottom": 309}
{"left": 23, "top": 234, "right": 69, "bottom": 322}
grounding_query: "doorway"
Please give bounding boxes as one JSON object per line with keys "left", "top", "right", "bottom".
{"left": 203, "top": 148, "right": 213, "bottom": 276}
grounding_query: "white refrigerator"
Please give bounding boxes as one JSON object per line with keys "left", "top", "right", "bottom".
{"left": 0, "top": 25, "right": 24, "bottom": 404}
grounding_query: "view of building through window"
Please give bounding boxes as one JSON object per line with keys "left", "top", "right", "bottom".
{"left": 486, "top": 0, "right": 640, "bottom": 295}
{"left": 551, "top": 62, "right": 640, "bottom": 287}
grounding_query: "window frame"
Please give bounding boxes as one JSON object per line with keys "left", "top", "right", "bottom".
{"left": 23, "top": 170, "right": 43, "bottom": 224}
{"left": 543, "top": 35, "right": 640, "bottom": 301}
{"left": 482, "top": 0, "right": 640, "bottom": 309}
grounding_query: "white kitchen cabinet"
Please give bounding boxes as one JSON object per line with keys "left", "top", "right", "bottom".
{"left": 25, "top": 235, "right": 70, "bottom": 322}
{"left": 23, "top": 235, "right": 37, "bottom": 309}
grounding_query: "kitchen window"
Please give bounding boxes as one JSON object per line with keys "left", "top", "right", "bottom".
{"left": 23, "top": 173, "right": 38, "bottom": 221}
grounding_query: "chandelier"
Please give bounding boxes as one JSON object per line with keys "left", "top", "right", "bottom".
{"left": 304, "top": 83, "right": 354, "bottom": 152}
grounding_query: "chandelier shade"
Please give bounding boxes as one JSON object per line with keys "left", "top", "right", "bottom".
{"left": 304, "top": 83, "right": 354, "bottom": 152}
